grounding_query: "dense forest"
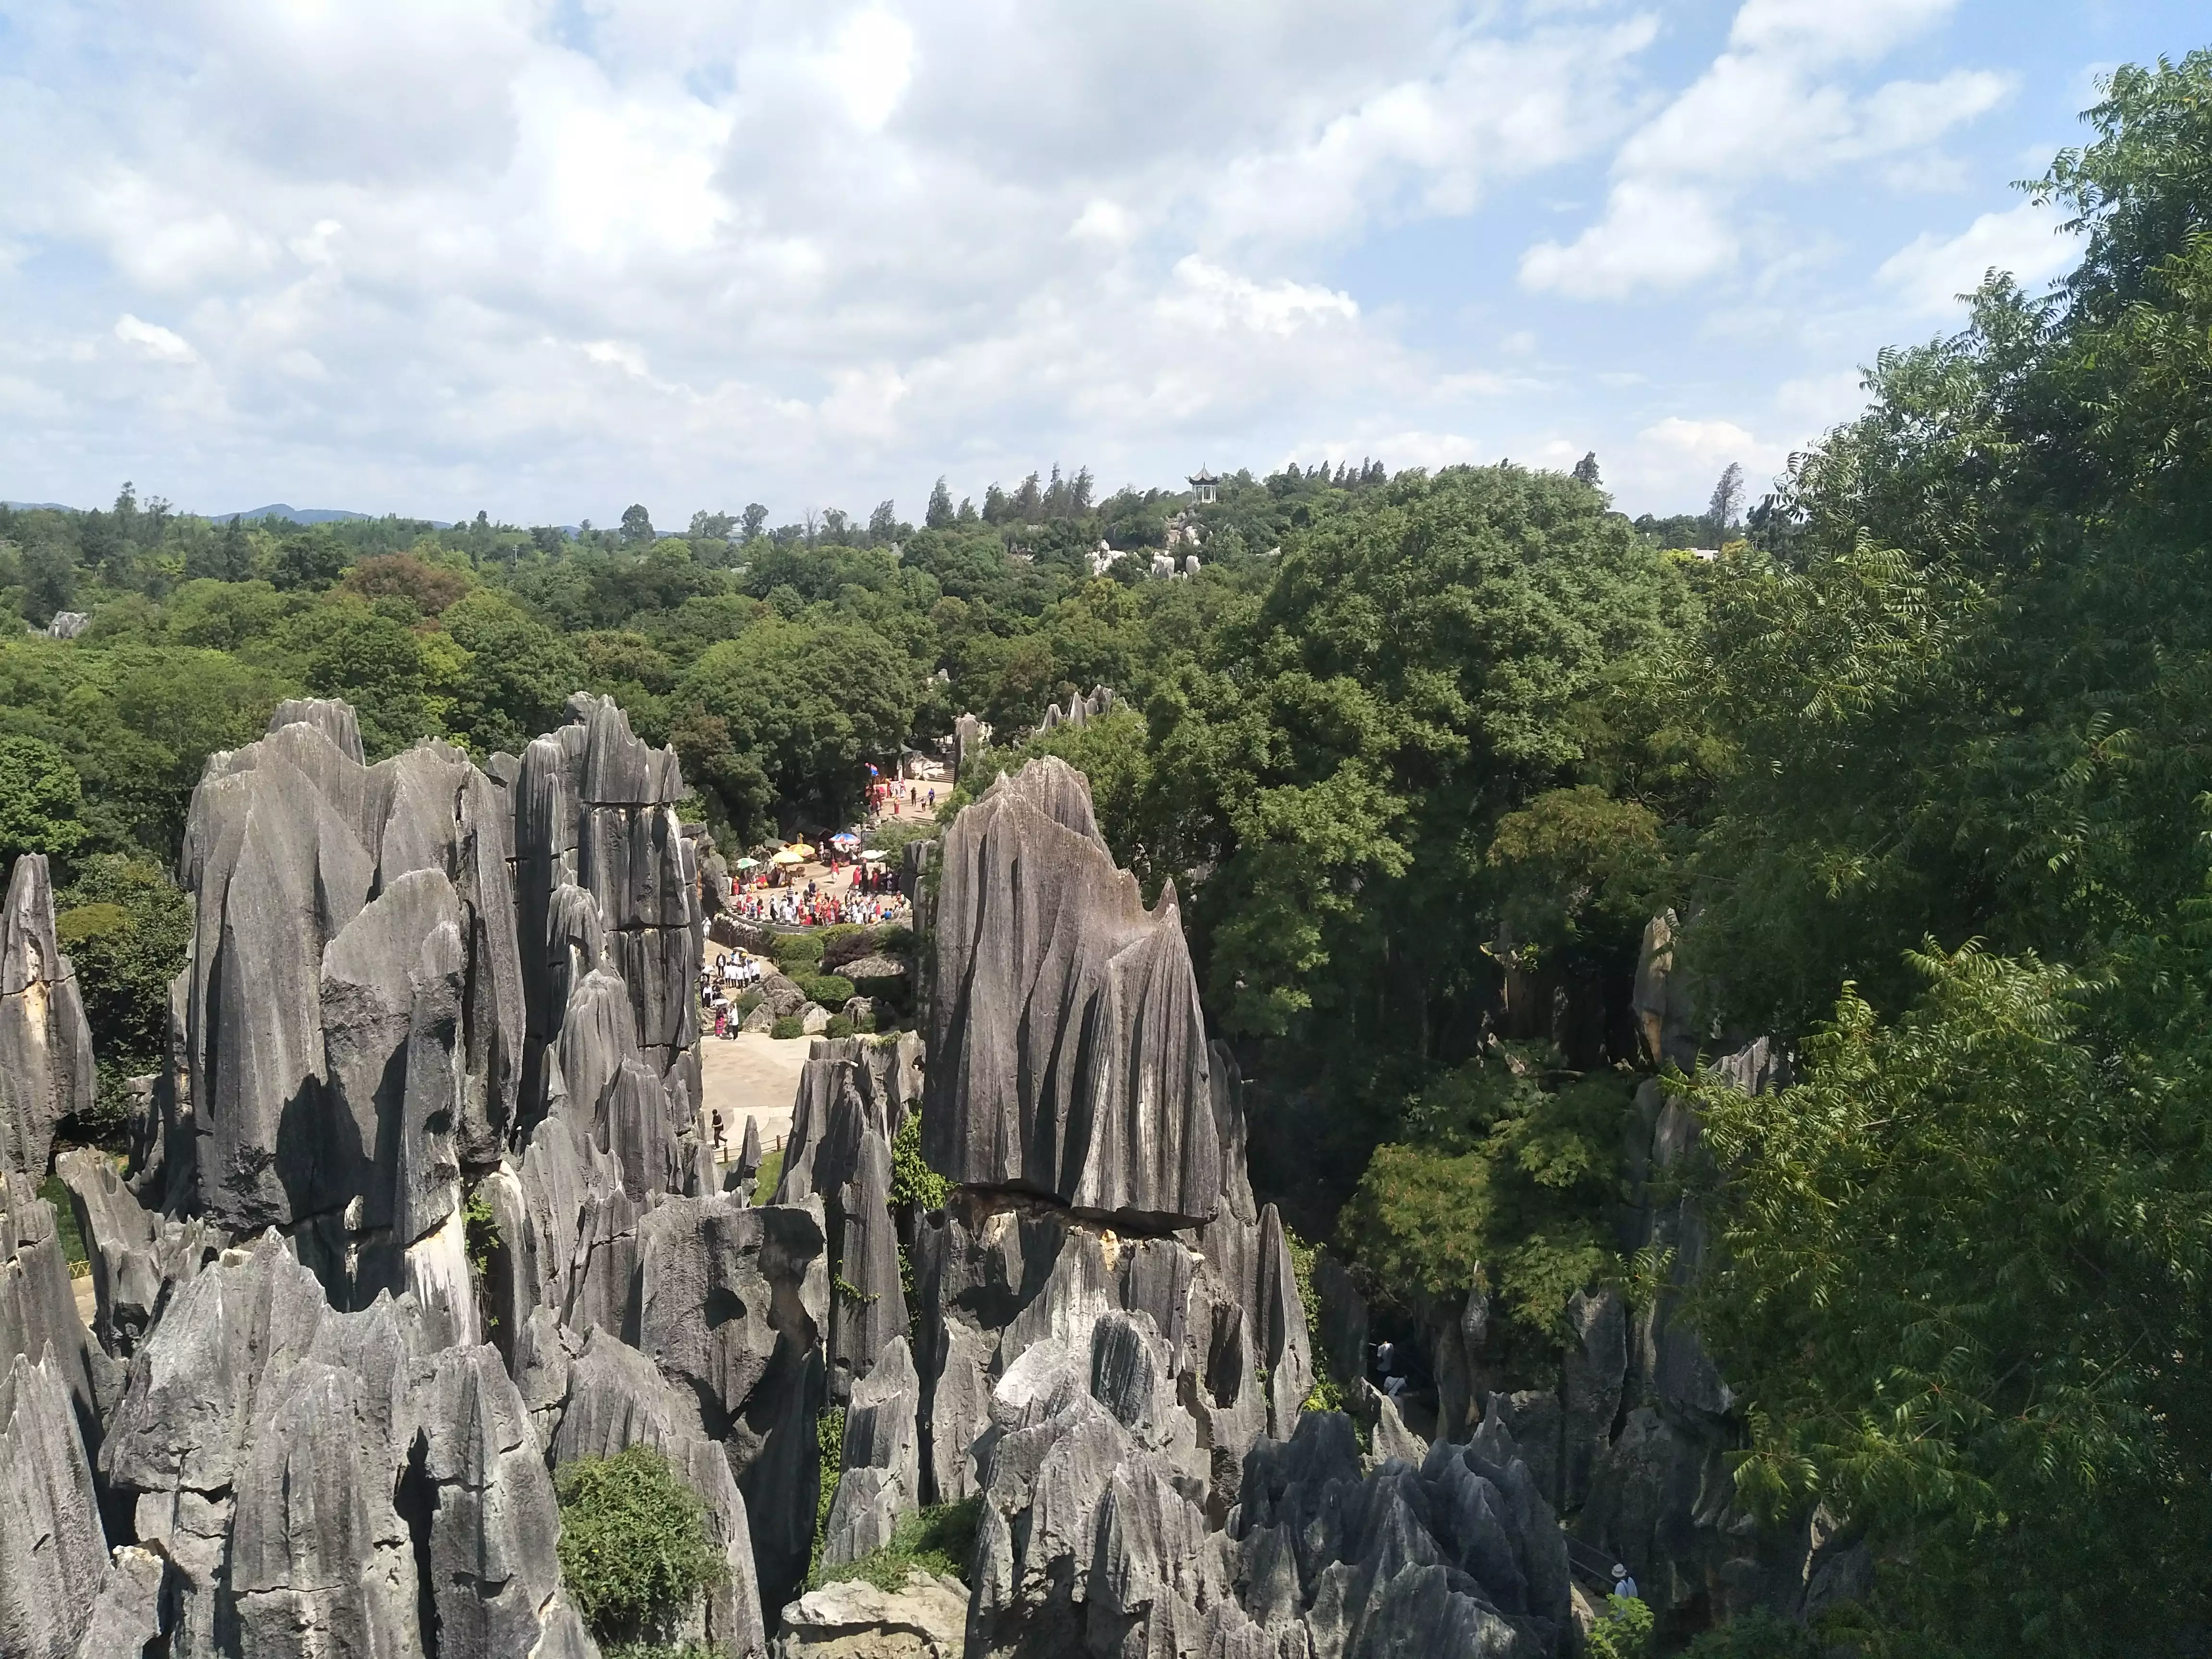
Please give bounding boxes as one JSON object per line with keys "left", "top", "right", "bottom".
{"left": 8, "top": 52, "right": 2212, "bottom": 1657}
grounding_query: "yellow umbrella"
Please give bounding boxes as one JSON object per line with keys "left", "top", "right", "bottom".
{"left": 770, "top": 848, "right": 805, "bottom": 866}
{"left": 784, "top": 842, "right": 815, "bottom": 858}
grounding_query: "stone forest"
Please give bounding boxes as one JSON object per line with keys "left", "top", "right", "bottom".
{"left": 0, "top": 687, "right": 1822, "bottom": 1659}
{"left": 15, "top": 39, "right": 2212, "bottom": 1659}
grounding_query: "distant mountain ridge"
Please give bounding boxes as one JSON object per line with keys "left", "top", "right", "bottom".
{"left": 208, "top": 503, "right": 373, "bottom": 524}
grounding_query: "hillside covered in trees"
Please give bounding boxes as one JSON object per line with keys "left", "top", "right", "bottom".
{"left": 7, "top": 51, "right": 2212, "bottom": 1658}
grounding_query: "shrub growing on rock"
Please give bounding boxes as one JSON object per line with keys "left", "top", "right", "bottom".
{"left": 770, "top": 1015, "right": 805, "bottom": 1040}
{"left": 819, "top": 924, "right": 877, "bottom": 968}
{"left": 554, "top": 1445, "right": 723, "bottom": 1648}
{"left": 800, "top": 974, "right": 854, "bottom": 1008}
{"left": 771, "top": 934, "right": 824, "bottom": 975}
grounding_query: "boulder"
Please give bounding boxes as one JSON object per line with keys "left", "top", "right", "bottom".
{"left": 923, "top": 758, "right": 1220, "bottom": 1226}
{"left": 802, "top": 1002, "right": 831, "bottom": 1035}
{"left": 0, "top": 854, "right": 95, "bottom": 1178}
{"left": 839, "top": 954, "right": 908, "bottom": 994}
{"left": 759, "top": 974, "right": 808, "bottom": 1019}
{"left": 772, "top": 1570, "right": 968, "bottom": 1659}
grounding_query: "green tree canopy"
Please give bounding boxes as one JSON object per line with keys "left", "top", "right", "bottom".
{"left": 0, "top": 736, "right": 85, "bottom": 863}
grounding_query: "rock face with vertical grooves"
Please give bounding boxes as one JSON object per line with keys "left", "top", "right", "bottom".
{"left": 514, "top": 694, "right": 698, "bottom": 1123}
{"left": 0, "top": 1347, "right": 108, "bottom": 1659}
{"left": 409, "top": 1343, "right": 594, "bottom": 1659}
{"left": 923, "top": 757, "right": 1220, "bottom": 1227}
{"left": 174, "top": 710, "right": 528, "bottom": 1274}
{"left": 55, "top": 1147, "right": 217, "bottom": 1359}
{"left": 637, "top": 1192, "right": 829, "bottom": 1618}
{"left": 0, "top": 854, "right": 96, "bottom": 1179}
{"left": 822, "top": 1334, "right": 923, "bottom": 1568}
{"left": 774, "top": 1039, "right": 913, "bottom": 1403}
{"left": 224, "top": 1358, "right": 424, "bottom": 1658}
{"left": 0, "top": 1175, "right": 113, "bottom": 1443}
{"left": 529, "top": 1318, "right": 769, "bottom": 1657}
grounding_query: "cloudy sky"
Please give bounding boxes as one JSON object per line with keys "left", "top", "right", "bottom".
{"left": 1, "top": 0, "right": 2199, "bottom": 526}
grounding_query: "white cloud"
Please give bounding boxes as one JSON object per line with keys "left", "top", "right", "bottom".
{"left": 1726, "top": 0, "right": 1959, "bottom": 66}
{"left": 1520, "top": 180, "right": 1737, "bottom": 299}
{"left": 1069, "top": 199, "right": 1137, "bottom": 246}
{"left": 0, "top": 0, "right": 2076, "bottom": 524}
{"left": 1876, "top": 198, "right": 2080, "bottom": 314}
{"left": 1774, "top": 369, "right": 1869, "bottom": 433}
{"left": 830, "top": 8, "right": 915, "bottom": 132}
{"left": 582, "top": 341, "right": 651, "bottom": 377}
{"left": 1161, "top": 257, "right": 1359, "bottom": 336}
{"left": 1523, "top": 0, "right": 2010, "bottom": 299}
{"left": 1202, "top": 17, "right": 1658, "bottom": 247}
{"left": 114, "top": 314, "right": 198, "bottom": 364}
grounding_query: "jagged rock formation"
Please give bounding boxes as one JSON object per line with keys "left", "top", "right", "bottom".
{"left": 17, "top": 694, "right": 831, "bottom": 1658}
{"left": 0, "top": 1174, "right": 113, "bottom": 1444}
{"left": 56, "top": 1146, "right": 218, "bottom": 1358}
{"left": 514, "top": 694, "right": 700, "bottom": 1119}
{"left": 636, "top": 1192, "right": 830, "bottom": 1614}
{"left": 950, "top": 714, "right": 986, "bottom": 783}
{"left": 519, "top": 1313, "right": 767, "bottom": 1655}
{"left": 961, "top": 1315, "right": 1571, "bottom": 1659}
{"left": 163, "top": 703, "right": 538, "bottom": 1331}
{"left": 772, "top": 1037, "right": 917, "bottom": 1403}
{"left": 1227, "top": 1407, "right": 1574, "bottom": 1657}
{"left": 823, "top": 1335, "right": 923, "bottom": 1568}
{"left": 1031, "top": 685, "right": 1115, "bottom": 744}
{"left": 0, "top": 1347, "right": 108, "bottom": 1658}
{"left": 924, "top": 757, "right": 1219, "bottom": 1226}
{"left": 0, "top": 854, "right": 96, "bottom": 1179}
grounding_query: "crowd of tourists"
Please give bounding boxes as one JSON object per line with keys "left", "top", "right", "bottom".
{"left": 724, "top": 878, "right": 903, "bottom": 928}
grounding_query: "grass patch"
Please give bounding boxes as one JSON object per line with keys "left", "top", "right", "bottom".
{"left": 39, "top": 1176, "right": 86, "bottom": 1267}
{"left": 816, "top": 1499, "right": 983, "bottom": 1594}
{"left": 753, "top": 1146, "right": 785, "bottom": 1206}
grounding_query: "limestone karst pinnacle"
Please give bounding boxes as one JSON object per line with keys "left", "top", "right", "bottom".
{"left": 14, "top": 723, "right": 1585, "bottom": 1659}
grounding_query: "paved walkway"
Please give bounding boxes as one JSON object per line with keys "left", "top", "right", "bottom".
{"left": 697, "top": 1030, "right": 814, "bottom": 1162}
